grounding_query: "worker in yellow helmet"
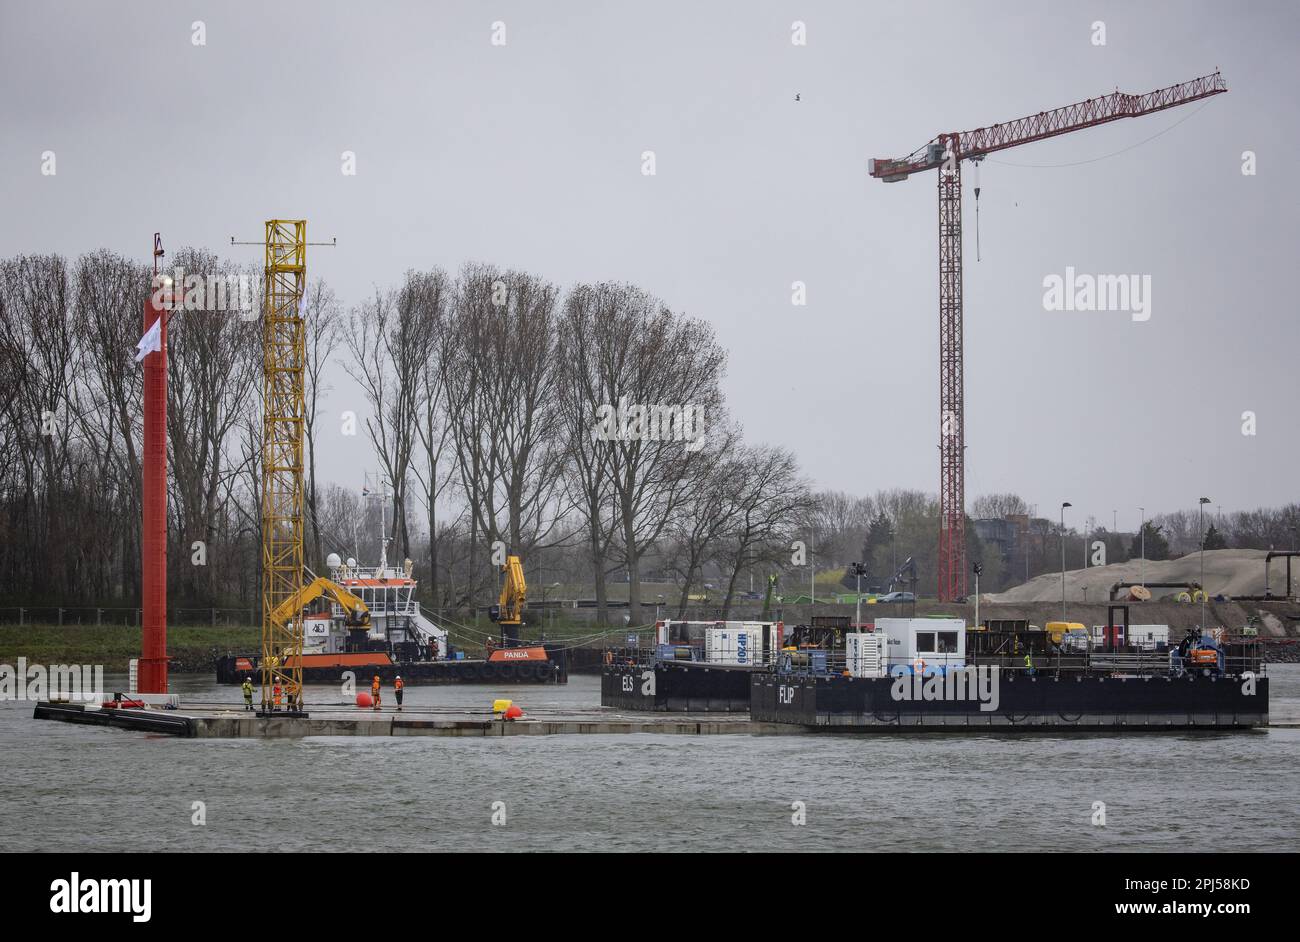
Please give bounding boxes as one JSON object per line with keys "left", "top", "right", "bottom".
{"left": 371, "top": 674, "right": 382, "bottom": 711}
{"left": 241, "top": 677, "right": 254, "bottom": 711}
{"left": 394, "top": 675, "right": 404, "bottom": 712}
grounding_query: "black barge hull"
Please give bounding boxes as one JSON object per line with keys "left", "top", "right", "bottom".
{"left": 750, "top": 673, "right": 1269, "bottom": 730}
{"left": 601, "top": 662, "right": 754, "bottom": 712}
{"left": 33, "top": 701, "right": 195, "bottom": 736}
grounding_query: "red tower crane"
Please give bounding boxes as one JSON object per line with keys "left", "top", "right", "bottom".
{"left": 868, "top": 71, "right": 1227, "bottom": 602}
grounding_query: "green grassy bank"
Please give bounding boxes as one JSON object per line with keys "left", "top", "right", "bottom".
{"left": 0, "top": 624, "right": 260, "bottom": 673}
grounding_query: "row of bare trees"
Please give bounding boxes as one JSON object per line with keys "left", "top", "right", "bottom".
{"left": 0, "top": 251, "right": 817, "bottom": 625}
{"left": 342, "top": 266, "right": 814, "bottom": 624}
{"left": 0, "top": 250, "right": 270, "bottom": 607}
{"left": 11, "top": 248, "right": 1284, "bottom": 618}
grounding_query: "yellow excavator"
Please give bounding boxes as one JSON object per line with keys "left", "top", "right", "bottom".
{"left": 489, "top": 554, "right": 526, "bottom": 646}
{"left": 269, "top": 575, "right": 371, "bottom": 629}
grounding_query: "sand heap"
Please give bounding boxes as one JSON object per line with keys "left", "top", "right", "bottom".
{"left": 985, "top": 548, "right": 1293, "bottom": 604}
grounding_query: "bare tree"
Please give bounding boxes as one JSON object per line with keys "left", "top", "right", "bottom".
{"left": 441, "top": 264, "right": 568, "bottom": 606}
{"left": 404, "top": 269, "right": 454, "bottom": 604}
{"left": 342, "top": 277, "right": 428, "bottom": 562}
{"left": 165, "top": 248, "right": 260, "bottom": 604}
{"left": 0, "top": 254, "right": 80, "bottom": 598}
{"left": 314, "top": 482, "right": 364, "bottom": 561}
{"left": 718, "top": 444, "right": 814, "bottom": 617}
{"left": 557, "top": 284, "right": 621, "bottom": 625}
{"left": 665, "top": 426, "right": 742, "bottom": 616}
{"left": 571, "top": 283, "right": 726, "bottom": 624}
{"left": 71, "top": 250, "right": 150, "bottom": 598}
{"left": 972, "top": 492, "right": 1029, "bottom": 519}
{"left": 302, "top": 278, "right": 343, "bottom": 570}
{"left": 1229, "top": 505, "right": 1300, "bottom": 550}
{"left": 806, "top": 489, "right": 874, "bottom": 568}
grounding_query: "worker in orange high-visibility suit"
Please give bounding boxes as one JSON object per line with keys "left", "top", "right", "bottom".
{"left": 394, "top": 676, "right": 404, "bottom": 712}
{"left": 272, "top": 682, "right": 283, "bottom": 711}
{"left": 371, "top": 675, "right": 382, "bottom": 711}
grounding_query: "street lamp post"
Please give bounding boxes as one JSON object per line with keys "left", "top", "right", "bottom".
{"left": 851, "top": 562, "right": 867, "bottom": 627}
{"left": 1199, "top": 497, "right": 1211, "bottom": 629}
{"left": 1061, "top": 502, "right": 1072, "bottom": 625}
{"left": 809, "top": 531, "right": 815, "bottom": 605}
{"left": 973, "top": 562, "right": 983, "bottom": 630}
{"left": 1138, "top": 506, "right": 1145, "bottom": 588}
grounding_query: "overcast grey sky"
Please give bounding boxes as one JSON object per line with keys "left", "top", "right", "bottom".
{"left": 2, "top": 0, "right": 1296, "bottom": 529}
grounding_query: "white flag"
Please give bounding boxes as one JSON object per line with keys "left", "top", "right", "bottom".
{"left": 134, "top": 318, "right": 162, "bottom": 363}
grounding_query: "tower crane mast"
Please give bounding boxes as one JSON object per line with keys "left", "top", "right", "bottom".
{"left": 230, "top": 220, "right": 335, "bottom": 713}
{"left": 868, "top": 71, "right": 1227, "bottom": 602}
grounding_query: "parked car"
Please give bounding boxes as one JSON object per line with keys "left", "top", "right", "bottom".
{"left": 878, "top": 592, "right": 916, "bottom": 603}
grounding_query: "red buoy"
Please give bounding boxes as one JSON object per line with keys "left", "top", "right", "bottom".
{"left": 356, "top": 692, "right": 373, "bottom": 708}
{"left": 504, "top": 704, "right": 523, "bottom": 720}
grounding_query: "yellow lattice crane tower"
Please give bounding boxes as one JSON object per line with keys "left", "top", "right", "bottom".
{"left": 231, "top": 220, "right": 341, "bottom": 715}
{"left": 259, "top": 220, "right": 308, "bottom": 715}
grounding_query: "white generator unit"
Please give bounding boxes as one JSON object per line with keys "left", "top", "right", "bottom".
{"left": 874, "top": 617, "right": 966, "bottom": 673}
{"left": 846, "top": 632, "right": 889, "bottom": 678}
{"left": 703, "top": 622, "right": 776, "bottom": 666}
{"left": 1127, "top": 624, "right": 1170, "bottom": 650}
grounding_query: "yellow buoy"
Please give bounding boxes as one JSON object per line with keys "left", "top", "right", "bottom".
{"left": 492, "top": 699, "right": 513, "bottom": 715}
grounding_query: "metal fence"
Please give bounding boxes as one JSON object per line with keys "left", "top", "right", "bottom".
{"left": 0, "top": 607, "right": 257, "bottom": 628}
{"left": 0, "top": 605, "right": 481, "bottom": 629}
{"left": 600, "top": 645, "right": 1269, "bottom": 680}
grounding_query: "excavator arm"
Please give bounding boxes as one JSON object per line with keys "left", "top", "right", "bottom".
{"left": 268, "top": 576, "right": 371, "bottom": 629}
{"left": 494, "top": 555, "right": 527, "bottom": 625}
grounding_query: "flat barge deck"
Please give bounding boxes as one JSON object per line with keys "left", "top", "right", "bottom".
{"left": 32, "top": 701, "right": 791, "bottom": 738}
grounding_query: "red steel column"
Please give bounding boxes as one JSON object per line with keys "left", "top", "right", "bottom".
{"left": 138, "top": 289, "right": 168, "bottom": 692}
